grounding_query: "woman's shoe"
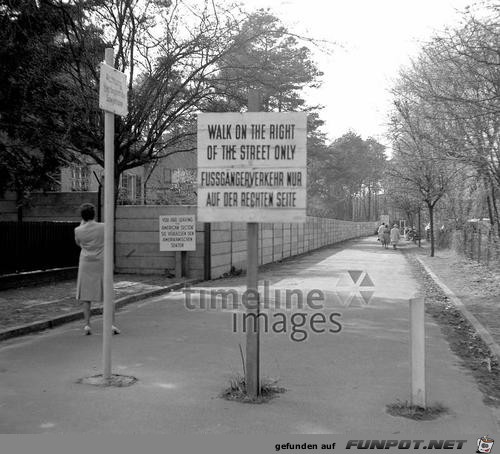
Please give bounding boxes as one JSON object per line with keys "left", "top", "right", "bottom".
{"left": 112, "top": 325, "right": 121, "bottom": 335}
{"left": 84, "top": 325, "right": 92, "bottom": 335}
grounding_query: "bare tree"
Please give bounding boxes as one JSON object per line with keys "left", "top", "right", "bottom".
{"left": 393, "top": 5, "right": 500, "bottom": 232}
{"left": 55, "top": 0, "right": 327, "bottom": 201}
{"left": 388, "top": 97, "right": 462, "bottom": 257}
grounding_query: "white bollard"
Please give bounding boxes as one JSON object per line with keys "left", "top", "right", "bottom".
{"left": 410, "top": 296, "right": 426, "bottom": 408}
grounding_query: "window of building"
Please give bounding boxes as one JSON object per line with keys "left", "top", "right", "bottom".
{"left": 71, "top": 165, "right": 90, "bottom": 191}
{"left": 135, "top": 175, "right": 142, "bottom": 202}
{"left": 163, "top": 168, "right": 172, "bottom": 184}
{"left": 119, "top": 173, "right": 143, "bottom": 204}
{"left": 121, "top": 173, "right": 129, "bottom": 192}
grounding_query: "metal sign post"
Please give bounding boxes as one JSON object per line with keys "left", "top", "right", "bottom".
{"left": 245, "top": 90, "right": 261, "bottom": 398}
{"left": 102, "top": 48, "right": 115, "bottom": 381}
{"left": 99, "top": 48, "right": 127, "bottom": 382}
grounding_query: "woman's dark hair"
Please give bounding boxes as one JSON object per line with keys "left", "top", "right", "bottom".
{"left": 80, "top": 203, "right": 96, "bottom": 221}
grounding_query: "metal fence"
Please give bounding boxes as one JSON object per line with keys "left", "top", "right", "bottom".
{"left": 0, "top": 221, "right": 80, "bottom": 275}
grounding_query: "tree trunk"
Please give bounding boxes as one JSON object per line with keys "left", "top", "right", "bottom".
{"left": 428, "top": 202, "right": 435, "bottom": 257}
{"left": 490, "top": 185, "right": 500, "bottom": 237}
{"left": 15, "top": 187, "right": 23, "bottom": 222}
{"left": 351, "top": 195, "right": 354, "bottom": 221}
{"left": 367, "top": 184, "right": 372, "bottom": 221}
{"left": 406, "top": 211, "right": 413, "bottom": 230}
{"left": 486, "top": 194, "right": 494, "bottom": 226}
{"left": 17, "top": 204, "right": 23, "bottom": 223}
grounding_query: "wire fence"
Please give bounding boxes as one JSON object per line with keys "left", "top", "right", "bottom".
{"left": 448, "top": 222, "right": 500, "bottom": 268}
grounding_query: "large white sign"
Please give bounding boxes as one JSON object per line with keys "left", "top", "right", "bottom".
{"left": 99, "top": 63, "right": 128, "bottom": 116}
{"left": 159, "top": 215, "right": 196, "bottom": 251}
{"left": 197, "top": 112, "right": 307, "bottom": 223}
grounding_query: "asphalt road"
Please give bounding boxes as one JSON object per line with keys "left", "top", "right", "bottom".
{"left": 1, "top": 238, "right": 498, "bottom": 433}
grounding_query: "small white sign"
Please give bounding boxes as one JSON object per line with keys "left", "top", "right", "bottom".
{"left": 99, "top": 63, "right": 128, "bottom": 116}
{"left": 159, "top": 215, "right": 196, "bottom": 251}
{"left": 197, "top": 112, "right": 307, "bottom": 223}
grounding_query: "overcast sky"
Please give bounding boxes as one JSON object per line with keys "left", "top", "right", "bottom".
{"left": 243, "top": 0, "right": 474, "bottom": 146}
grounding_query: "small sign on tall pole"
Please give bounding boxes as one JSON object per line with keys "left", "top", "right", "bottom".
{"left": 99, "top": 48, "right": 127, "bottom": 382}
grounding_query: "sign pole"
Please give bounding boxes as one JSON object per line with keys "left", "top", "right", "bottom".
{"left": 103, "top": 47, "right": 115, "bottom": 382}
{"left": 245, "top": 89, "right": 261, "bottom": 398}
{"left": 175, "top": 251, "right": 182, "bottom": 278}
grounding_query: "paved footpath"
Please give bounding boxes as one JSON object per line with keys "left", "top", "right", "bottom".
{"left": 1, "top": 237, "right": 499, "bottom": 433}
{"left": 0, "top": 274, "right": 185, "bottom": 332}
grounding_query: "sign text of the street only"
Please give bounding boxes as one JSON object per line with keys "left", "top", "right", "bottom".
{"left": 197, "top": 112, "right": 307, "bottom": 223}
{"left": 159, "top": 215, "right": 196, "bottom": 251}
{"left": 99, "top": 62, "right": 128, "bottom": 117}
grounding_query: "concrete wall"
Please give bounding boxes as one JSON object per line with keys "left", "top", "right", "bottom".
{"left": 0, "top": 192, "right": 99, "bottom": 221}
{"left": 115, "top": 205, "right": 205, "bottom": 276}
{"left": 116, "top": 205, "right": 377, "bottom": 279}
{"left": 209, "top": 218, "right": 374, "bottom": 278}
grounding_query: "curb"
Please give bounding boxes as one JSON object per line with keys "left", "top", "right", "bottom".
{"left": 415, "top": 256, "right": 500, "bottom": 361}
{"left": 0, "top": 278, "right": 202, "bottom": 342}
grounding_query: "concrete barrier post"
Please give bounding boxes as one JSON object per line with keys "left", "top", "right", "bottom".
{"left": 410, "top": 296, "right": 426, "bottom": 408}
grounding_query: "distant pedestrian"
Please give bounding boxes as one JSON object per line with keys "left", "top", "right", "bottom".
{"left": 425, "top": 223, "right": 431, "bottom": 240}
{"left": 377, "top": 223, "right": 385, "bottom": 245}
{"left": 390, "top": 224, "right": 401, "bottom": 249}
{"left": 75, "top": 203, "right": 120, "bottom": 336}
{"left": 382, "top": 224, "right": 390, "bottom": 249}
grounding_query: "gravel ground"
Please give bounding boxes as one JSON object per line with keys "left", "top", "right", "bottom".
{"left": 417, "top": 248, "right": 500, "bottom": 343}
{"left": 404, "top": 246, "right": 500, "bottom": 408}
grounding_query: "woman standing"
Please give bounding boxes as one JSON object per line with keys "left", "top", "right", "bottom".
{"left": 382, "top": 224, "right": 390, "bottom": 249}
{"left": 377, "top": 223, "right": 386, "bottom": 246}
{"left": 390, "top": 224, "right": 401, "bottom": 250}
{"left": 75, "top": 203, "right": 120, "bottom": 335}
